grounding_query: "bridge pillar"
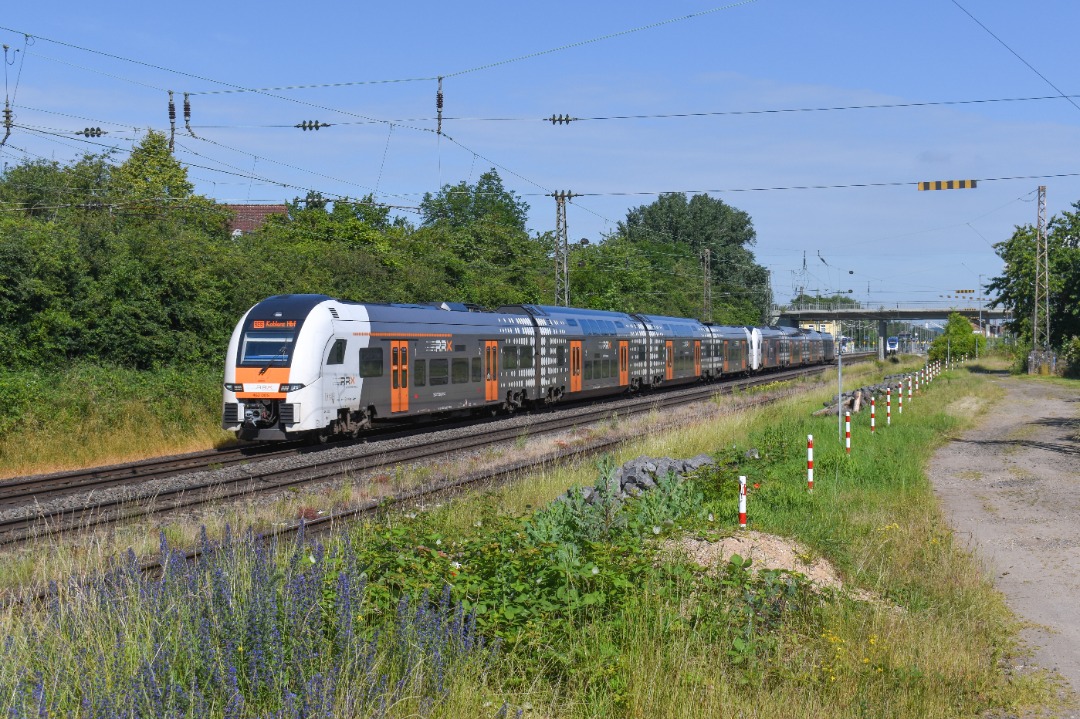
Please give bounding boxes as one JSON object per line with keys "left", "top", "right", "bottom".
{"left": 878, "top": 320, "right": 887, "bottom": 360}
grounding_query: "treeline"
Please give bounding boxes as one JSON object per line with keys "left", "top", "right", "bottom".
{"left": 0, "top": 131, "right": 769, "bottom": 371}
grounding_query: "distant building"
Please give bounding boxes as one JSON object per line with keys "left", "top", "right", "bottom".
{"left": 800, "top": 319, "right": 841, "bottom": 337}
{"left": 224, "top": 204, "right": 288, "bottom": 237}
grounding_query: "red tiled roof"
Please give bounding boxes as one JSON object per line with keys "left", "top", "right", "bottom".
{"left": 224, "top": 204, "right": 288, "bottom": 234}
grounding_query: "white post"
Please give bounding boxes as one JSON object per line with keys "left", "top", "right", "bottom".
{"left": 845, "top": 411, "right": 851, "bottom": 455}
{"left": 738, "top": 476, "right": 747, "bottom": 528}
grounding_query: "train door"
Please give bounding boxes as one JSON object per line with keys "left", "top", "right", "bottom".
{"left": 694, "top": 341, "right": 701, "bottom": 377}
{"left": 484, "top": 341, "right": 499, "bottom": 401}
{"left": 723, "top": 340, "right": 730, "bottom": 373}
{"left": 618, "top": 341, "right": 629, "bottom": 386}
{"left": 390, "top": 340, "right": 409, "bottom": 413}
{"left": 570, "top": 341, "right": 582, "bottom": 392}
{"left": 665, "top": 340, "right": 674, "bottom": 380}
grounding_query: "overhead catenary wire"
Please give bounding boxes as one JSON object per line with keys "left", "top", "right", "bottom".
{"left": 511, "top": 172, "right": 1080, "bottom": 197}
{"left": 949, "top": 0, "right": 1080, "bottom": 115}
{"left": 63, "top": 93, "right": 1072, "bottom": 132}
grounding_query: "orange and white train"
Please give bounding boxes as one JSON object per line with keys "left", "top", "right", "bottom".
{"left": 223, "top": 295, "right": 834, "bottom": 441}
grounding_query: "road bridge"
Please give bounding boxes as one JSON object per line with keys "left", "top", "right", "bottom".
{"left": 771, "top": 304, "right": 1010, "bottom": 359}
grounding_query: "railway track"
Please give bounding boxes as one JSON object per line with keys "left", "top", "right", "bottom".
{"left": 0, "top": 360, "right": 869, "bottom": 548}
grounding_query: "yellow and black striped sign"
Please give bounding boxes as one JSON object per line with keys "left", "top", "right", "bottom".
{"left": 918, "top": 179, "right": 977, "bottom": 191}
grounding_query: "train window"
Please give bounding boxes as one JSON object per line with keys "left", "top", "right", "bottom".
{"left": 359, "top": 348, "right": 383, "bottom": 377}
{"left": 638, "top": 345, "right": 647, "bottom": 362}
{"left": 603, "top": 359, "right": 612, "bottom": 378}
{"left": 501, "top": 345, "right": 518, "bottom": 370}
{"left": 519, "top": 345, "right": 534, "bottom": 369}
{"left": 471, "top": 357, "right": 482, "bottom": 382}
{"left": 584, "top": 360, "right": 593, "bottom": 380}
{"left": 556, "top": 345, "right": 566, "bottom": 368}
{"left": 326, "top": 338, "right": 347, "bottom": 365}
{"left": 241, "top": 334, "right": 294, "bottom": 365}
{"left": 430, "top": 359, "right": 448, "bottom": 385}
{"left": 414, "top": 360, "right": 426, "bottom": 387}
{"left": 452, "top": 358, "right": 470, "bottom": 384}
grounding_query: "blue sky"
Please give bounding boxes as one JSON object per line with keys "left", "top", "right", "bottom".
{"left": 2, "top": 0, "right": 1078, "bottom": 309}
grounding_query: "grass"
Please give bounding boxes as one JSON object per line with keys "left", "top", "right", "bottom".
{"left": 0, "top": 363, "right": 234, "bottom": 479}
{"left": 3, "top": 356, "right": 1067, "bottom": 717}
{"left": 0, "top": 359, "right": 882, "bottom": 592}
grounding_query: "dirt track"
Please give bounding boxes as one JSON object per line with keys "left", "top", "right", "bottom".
{"left": 928, "top": 371, "right": 1080, "bottom": 713}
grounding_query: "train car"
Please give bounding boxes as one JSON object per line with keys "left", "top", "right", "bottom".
{"left": 801, "top": 328, "right": 827, "bottom": 364}
{"left": 632, "top": 313, "right": 710, "bottom": 388}
{"left": 495, "top": 304, "right": 648, "bottom": 400}
{"left": 223, "top": 295, "right": 522, "bottom": 440}
{"left": 702, "top": 325, "right": 752, "bottom": 379}
{"left": 779, "top": 326, "right": 809, "bottom": 366}
{"left": 750, "top": 327, "right": 789, "bottom": 371}
{"left": 223, "top": 295, "right": 837, "bottom": 441}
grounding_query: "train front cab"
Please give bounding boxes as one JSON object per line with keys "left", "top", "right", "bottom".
{"left": 223, "top": 294, "right": 339, "bottom": 441}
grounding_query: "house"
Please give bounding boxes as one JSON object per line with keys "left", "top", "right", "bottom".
{"left": 224, "top": 204, "right": 288, "bottom": 236}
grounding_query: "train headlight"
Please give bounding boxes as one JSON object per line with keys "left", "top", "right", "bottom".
{"left": 224, "top": 383, "right": 243, "bottom": 392}
{"left": 279, "top": 383, "right": 306, "bottom": 393}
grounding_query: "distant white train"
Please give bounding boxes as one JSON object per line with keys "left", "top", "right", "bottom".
{"left": 222, "top": 295, "right": 835, "bottom": 441}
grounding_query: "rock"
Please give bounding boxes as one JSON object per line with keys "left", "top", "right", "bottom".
{"left": 636, "top": 473, "right": 657, "bottom": 490}
{"left": 744, "top": 448, "right": 760, "bottom": 460}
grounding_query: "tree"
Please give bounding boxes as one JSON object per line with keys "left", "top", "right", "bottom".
{"left": 419, "top": 170, "right": 529, "bottom": 232}
{"left": 593, "top": 193, "right": 768, "bottom": 323}
{"left": 987, "top": 201, "right": 1080, "bottom": 349}
{"left": 111, "top": 130, "right": 193, "bottom": 202}
{"left": 928, "top": 312, "right": 983, "bottom": 362}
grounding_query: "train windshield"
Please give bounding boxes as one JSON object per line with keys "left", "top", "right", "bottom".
{"left": 240, "top": 333, "right": 295, "bottom": 366}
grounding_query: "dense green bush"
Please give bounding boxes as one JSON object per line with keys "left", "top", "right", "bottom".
{"left": 0, "top": 136, "right": 769, "bottom": 373}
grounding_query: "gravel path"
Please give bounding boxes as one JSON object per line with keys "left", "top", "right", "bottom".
{"left": 928, "top": 372, "right": 1080, "bottom": 712}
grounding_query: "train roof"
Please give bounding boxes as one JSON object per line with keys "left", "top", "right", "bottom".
{"left": 707, "top": 325, "right": 751, "bottom": 339}
{"left": 633, "top": 313, "right": 708, "bottom": 337}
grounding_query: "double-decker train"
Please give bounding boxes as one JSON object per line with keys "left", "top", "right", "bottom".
{"left": 222, "top": 295, "right": 835, "bottom": 441}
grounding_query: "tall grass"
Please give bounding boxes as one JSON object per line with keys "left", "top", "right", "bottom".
{"left": 0, "top": 363, "right": 231, "bottom": 479}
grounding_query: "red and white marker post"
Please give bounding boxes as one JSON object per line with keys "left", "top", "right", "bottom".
{"left": 886, "top": 387, "right": 892, "bottom": 426}
{"left": 738, "top": 475, "right": 747, "bottom": 528}
{"left": 915, "top": 372, "right": 920, "bottom": 395}
{"left": 870, "top": 396, "right": 876, "bottom": 433}
{"left": 898, "top": 382, "right": 903, "bottom": 415}
{"left": 845, "top": 411, "right": 851, "bottom": 454}
{"left": 908, "top": 376, "right": 913, "bottom": 401}
{"left": 807, "top": 434, "right": 814, "bottom": 492}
